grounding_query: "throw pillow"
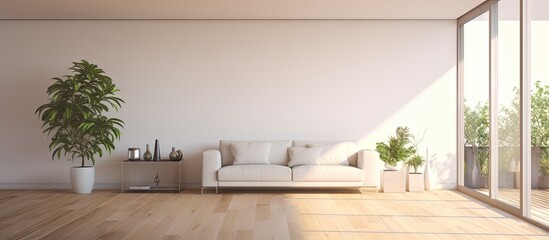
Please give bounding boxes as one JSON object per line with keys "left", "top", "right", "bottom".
{"left": 230, "top": 142, "right": 272, "bottom": 165}
{"left": 288, "top": 147, "right": 323, "bottom": 167}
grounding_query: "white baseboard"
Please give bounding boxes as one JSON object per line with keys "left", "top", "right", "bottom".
{"left": 0, "top": 182, "right": 455, "bottom": 191}
{"left": 0, "top": 183, "right": 70, "bottom": 190}
{"left": 434, "top": 182, "right": 457, "bottom": 190}
{"left": 0, "top": 183, "right": 119, "bottom": 190}
{"left": 0, "top": 182, "right": 203, "bottom": 190}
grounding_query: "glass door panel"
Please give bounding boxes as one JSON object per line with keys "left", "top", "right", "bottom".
{"left": 530, "top": 0, "right": 549, "bottom": 225}
{"left": 463, "top": 12, "right": 490, "bottom": 195}
{"left": 497, "top": 0, "right": 521, "bottom": 208}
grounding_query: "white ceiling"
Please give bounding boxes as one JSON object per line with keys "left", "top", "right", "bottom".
{"left": 0, "top": 0, "right": 485, "bottom": 20}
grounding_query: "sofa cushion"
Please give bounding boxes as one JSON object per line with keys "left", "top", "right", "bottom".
{"left": 316, "top": 143, "right": 349, "bottom": 165}
{"left": 293, "top": 141, "right": 358, "bottom": 166}
{"left": 292, "top": 165, "right": 363, "bottom": 182}
{"left": 220, "top": 140, "right": 291, "bottom": 166}
{"left": 218, "top": 165, "right": 292, "bottom": 181}
{"left": 288, "top": 147, "right": 322, "bottom": 167}
{"left": 230, "top": 142, "right": 271, "bottom": 165}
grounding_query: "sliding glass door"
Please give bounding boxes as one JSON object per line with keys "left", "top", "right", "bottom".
{"left": 530, "top": 0, "right": 549, "bottom": 225}
{"left": 458, "top": 0, "right": 548, "bottom": 229}
{"left": 462, "top": 12, "right": 490, "bottom": 196}
{"left": 497, "top": 0, "right": 521, "bottom": 208}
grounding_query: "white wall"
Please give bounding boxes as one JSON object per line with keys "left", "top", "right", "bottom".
{"left": 0, "top": 20, "right": 457, "bottom": 189}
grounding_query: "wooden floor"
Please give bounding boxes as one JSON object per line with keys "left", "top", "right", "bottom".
{"left": 0, "top": 189, "right": 547, "bottom": 240}
{"left": 475, "top": 188, "right": 549, "bottom": 224}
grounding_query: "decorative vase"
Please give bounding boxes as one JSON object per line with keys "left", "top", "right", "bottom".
{"left": 143, "top": 144, "right": 152, "bottom": 160}
{"left": 169, "top": 147, "right": 178, "bottom": 160}
{"left": 424, "top": 160, "right": 431, "bottom": 190}
{"left": 540, "top": 176, "right": 549, "bottom": 189}
{"left": 70, "top": 166, "right": 95, "bottom": 194}
{"left": 176, "top": 150, "right": 183, "bottom": 160}
{"left": 153, "top": 139, "right": 161, "bottom": 161}
{"left": 423, "top": 149, "right": 437, "bottom": 190}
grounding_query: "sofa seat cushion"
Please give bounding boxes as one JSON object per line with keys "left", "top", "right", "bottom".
{"left": 292, "top": 165, "right": 363, "bottom": 182}
{"left": 218, "top": 165, "right": 292, "bottom": 182}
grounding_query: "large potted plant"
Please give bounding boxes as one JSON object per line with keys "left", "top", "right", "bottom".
{"left": 36, "top": 60, "right": 124, "bottom": 193}
{"left": 463, "top": 102, "right": 489, "bottom": 189}
{"left": 376, "top": 126, "right": 416, "bottom": 171}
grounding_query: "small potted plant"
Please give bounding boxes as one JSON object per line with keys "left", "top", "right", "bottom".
{"left": 35, "top": 60, "right": 124, "bottom": 193}
{"left": 406, "top": 154, "right": 425, "bottom": 192}
{"left": 376, "top": 126, "right": 416, "bottom": 171}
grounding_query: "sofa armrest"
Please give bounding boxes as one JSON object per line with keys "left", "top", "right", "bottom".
{"left": 202, "top": 150, "right": 222, "bottom": 188}
{"left": 358, "top": 149, "right": 382, "bottom": 188}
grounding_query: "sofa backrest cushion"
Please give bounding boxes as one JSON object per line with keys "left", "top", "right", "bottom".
{"left": 292, "top": 141, "right": 358, "bottom": 167}
{"left": 230, "top": 142, "right": 271, "bottom": 165}
{"left": 220, "top": 140, "right": 292, "bottom": 166}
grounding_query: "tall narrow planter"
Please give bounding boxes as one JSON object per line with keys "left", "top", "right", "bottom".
{"left": 70, "top": 166, "right": 95, "bottom": 194}
{"left": 539, "top": 176, "right": 549, "bottom": 189}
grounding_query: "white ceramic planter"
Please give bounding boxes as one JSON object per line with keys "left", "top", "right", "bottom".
{"left": 70, "top": 166, "right": 95, "bottom": 194}
{"left": 381, "top": 170, "right": 406, "bottom": 193}
{"left": 407, "top": 173, "right": 424, "bottom": 192}
{"left": 384, "top": 162, "right": 404, "bottom": 171}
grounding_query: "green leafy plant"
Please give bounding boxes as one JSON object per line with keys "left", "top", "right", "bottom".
{"left": 497, "top": 81, "right": 549, "bottom": 176}
{"left": 498, "top": 89, "right": 520, "bottom": 177}
{"left": 406, "top": 129, "right": 426, "bottom": 173}
{"left": 406, "top": 155, "right": 425, "bottom": 174}
{"left": 531, "top": 81, "right": 549, "bottom": 147}
{"left": 477, "top": 149, "right": 489, "bottom": 176}
{"left": 376, "top": 126, "right": 416, "bottom": 167}
{"left": 531, "top": 82, "right": 549, "bottom": 176}
{"left": 35, "top": 60, "right": 125, "bottom": 167}
{"left": 464, "top": 102, "right": 489, "bottom": 148}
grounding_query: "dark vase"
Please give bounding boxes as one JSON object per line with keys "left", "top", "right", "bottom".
{"left": 153, "top": 139, "right": 161, "bottom": 161}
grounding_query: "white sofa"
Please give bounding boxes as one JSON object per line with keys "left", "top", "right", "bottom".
{"left": 202, "top": 140, "right": 381, "bottom": 193}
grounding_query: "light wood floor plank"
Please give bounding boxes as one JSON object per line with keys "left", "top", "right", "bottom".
{"left": 270, "top": 195, "right": 291, "bottom": 240}
{"left": 234, "top": 230, "right": 254, "bottom": 240}
{"left": 181, "top": 194, "right": 222, "bottom": 240}
{"left": 0, "top": 190, "right": 546, "bottom": 240}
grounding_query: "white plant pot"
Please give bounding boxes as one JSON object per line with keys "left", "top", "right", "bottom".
{"left": 407, "top": 173, "right": 425, "bottom": 192}
{"left": 70, "top": 166, "right": 95, "bottom": 194}
{"left": 384, "top": 162, "right": 404, "bottom": 171}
